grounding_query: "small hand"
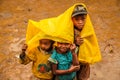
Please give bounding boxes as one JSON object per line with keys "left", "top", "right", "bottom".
{"left": 70, "top": 44, "right": 76, "bottom": 53}
{"left": 75, "top": 36, "right": 84, "bottom": 46}
{"left": 22, "top": 44, "right": 28, "bottom": 52}
{"left": 20, "top": 44, "right": 27, "bottom": 60}
{"left": 69, "top": 65, "right": 80, "bottom": 72}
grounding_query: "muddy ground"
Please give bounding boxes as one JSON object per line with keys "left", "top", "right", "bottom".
{"left": 0, "top": 0, "right": 120, "bottom": 80}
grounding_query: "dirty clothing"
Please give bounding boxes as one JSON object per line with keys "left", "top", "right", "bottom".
{"left": 20, "top": 47, "right": 53, "bottom": 80}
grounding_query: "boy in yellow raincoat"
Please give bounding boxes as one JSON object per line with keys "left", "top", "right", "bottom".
{"left": 19, "top": 39, "right": 54, "bottom": 80}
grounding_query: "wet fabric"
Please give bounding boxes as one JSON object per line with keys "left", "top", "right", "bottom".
{"left": 20, "top": 47, "right": 53, "bottom": 79}
{"left": 75, "top": 4, "right": 101, "bottom": 64}
{"left": 26, "top": 3, "right": 101, "bottom": 64}
{"left": 26, "top": 19, "right": 74, "bottom": 50}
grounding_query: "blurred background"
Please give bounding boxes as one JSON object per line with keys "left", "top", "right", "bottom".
{"left": 0, "top": 0, "right": 120, "bottom": 80}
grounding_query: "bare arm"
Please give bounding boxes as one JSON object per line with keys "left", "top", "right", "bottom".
{"left": 19, "top": 44, "right": 31, "bottom": 64}
{"left": 72, "top": 52, "right": 79, "bottom": 65}
{"left": 52, "top": 63, "right": 80, "bottom": 75}
{"left": 52, "top": 64, "right": 70, "bottom": 75}
{"left": 70, "top": 44, "right": 79, "bottom": 66}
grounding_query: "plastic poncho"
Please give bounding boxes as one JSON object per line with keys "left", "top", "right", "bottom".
{"left": 75, "top": 4, "right": 101, "bottom": 64}
{"left": 26, "top": 3, "right": 101, "bottom": 64}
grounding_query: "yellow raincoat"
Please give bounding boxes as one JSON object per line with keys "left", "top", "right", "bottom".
{"left": 26, "top": 3, "right": 101, "bottom": 64}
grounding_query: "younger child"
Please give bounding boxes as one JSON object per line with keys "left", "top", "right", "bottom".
{"left": 48, "top": 42, "right": 79, "bottom": 80}
{"left": 19, "top": 39, "right": 54, "bottom": 80}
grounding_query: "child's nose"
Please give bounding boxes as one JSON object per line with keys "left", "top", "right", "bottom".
{"left": 78, "top": 20, "right": 83, "bottom": 24}
{"left": 61, "top": 45, "right": 66, "bottom": 48}
{"left": 41, "top": 45, "right": 46, "bottom": 48}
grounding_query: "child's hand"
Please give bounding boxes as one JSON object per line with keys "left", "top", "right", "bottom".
{"left": 75, "top": 36, "right": 84, "bottom": 46}
{"left": 69, "top": 65, "right": 80, "bottom": 72}
{"left": 20, "top": 44, "right": 27, "bottom": 60}
{"left": 22, "top": 44, "right": 28, "bottom": 52}
{"left": 70, "top": 44, "right": 76, "bottom": 53}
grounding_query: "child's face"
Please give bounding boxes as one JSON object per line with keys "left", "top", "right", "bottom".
{"left": 39, "top": 39, "right": 53, "bottom": 51}
{"left": 72, "top": 14, "right": 86, "bottom": 31}
{"left": 56, "top": 42, "right": 71, "bottom": 53}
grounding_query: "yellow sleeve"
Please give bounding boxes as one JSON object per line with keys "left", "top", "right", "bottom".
{"left": 19, "top": 48, "right": 36, "bottom": 65}
{"left": 19, "top": 52, "right": 31, "bottom": 65}
{"left": 26, "top": 48, "right": 36, "bottom": 61}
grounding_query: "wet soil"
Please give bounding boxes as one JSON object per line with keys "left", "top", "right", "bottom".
{"left": 0, "top": 0, "right": 120, "bottom": 80}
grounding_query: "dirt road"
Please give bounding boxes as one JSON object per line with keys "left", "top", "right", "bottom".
{"left": 0, "top": 0, "right": 120, "bottom": 80}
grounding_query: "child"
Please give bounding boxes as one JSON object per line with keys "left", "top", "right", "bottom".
{"left": 48, "top": 42, "right": 80, "bottom": 80}
{"left": 23, "top": 3, "right": 101, "bottom": 80}
{"left": 71, "top": 5, "right": 90, "bottom": 80}
{"left": 19, "top": 39, "right": 54, "bottom": 80}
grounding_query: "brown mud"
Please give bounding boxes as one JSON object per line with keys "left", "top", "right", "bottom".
{"left": 0, "top": 0, "right": 120, "bottom": 80}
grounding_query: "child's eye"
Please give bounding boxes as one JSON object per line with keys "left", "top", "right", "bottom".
{"left": 42, "top": 42, "right": 49, "bottom": 45}
{"left": 75, "top": 18, "right": 79, "bottom": 20}
{"left": 74, "top": 17, "right": 79, "bottom": 20}
{"left": 81, "top": 17, "right": 85, "bottom": 20}
{"left": 65, "top": 43, "right": 69, "bottom": 46}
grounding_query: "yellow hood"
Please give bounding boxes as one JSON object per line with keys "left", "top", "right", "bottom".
{"left": 26, "top": 3, "right": 101, "bottom": 64}
{"left": 26, "top": 4, "right": 76, "bottom": 49}
{"left": 73, "top": 4, "right": 101, "bottom": 64}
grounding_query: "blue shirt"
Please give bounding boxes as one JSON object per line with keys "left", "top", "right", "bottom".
{"left": 48, "top": 49, "right": 76, "bottom": 80}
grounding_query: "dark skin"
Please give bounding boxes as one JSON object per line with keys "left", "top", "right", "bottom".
{"left": 72, "top": 14, "right": 90, "bottom": 80}
{"left": 39, "top": 39, "right": 54, "bottom": 52}
{"left": 20, "top": 39, "right": 55, "bottom": 80}
{"left": 52, "top": 64, "right": 79, "bottom": 75}
{"left": 72, "top": 14, "right": 87, "bottom": 46}
{"left": 20, "top": 39, "right": 54, "bottom": 58}
{"left": 20, "top": 44, "right": 28, "bottom": 60}
{"left": 52, "top": 42, "right": 79, "bottom": 75}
